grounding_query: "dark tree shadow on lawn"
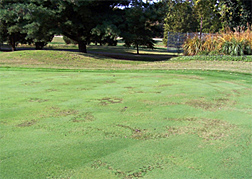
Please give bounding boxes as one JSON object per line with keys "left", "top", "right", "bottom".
{"left": 10, "top": 46, "right": 177, "bottom": 62}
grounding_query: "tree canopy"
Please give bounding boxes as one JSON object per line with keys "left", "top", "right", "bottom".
{"left": 0, "top": 0, "right": 251, "bottom": 52}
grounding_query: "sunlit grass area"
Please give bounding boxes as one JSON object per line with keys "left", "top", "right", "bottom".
{"left": 1, "top": 69, "right": 251, "bottom": 178}
{"left": 0, "top": 39, "right": 252, "bottom": 179}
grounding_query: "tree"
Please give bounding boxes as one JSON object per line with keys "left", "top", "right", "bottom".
{"left": 163, "top": 0, "right": 197, "bottom": 45}
{"left": 193, "top": 0, "right": 221, "bottom": 35}
{"left": 91, "top": 22, "right": 120, "bottom": 46}
{"left": 120, "top": 1, "right": 158, "bottom": 54}
{"left": 22, "top": 1, "right": 58, "bottom": 50}
{"left": 57, "top": 0, "right": 129, "bottom": 53}
{"left": 0, "top": 0, "right": 58, "bottom": 50}
{"left": 0, "top": 1, "right": 29, "bottom": 51}
{"left": 219, "top": 0, "right": 252, "bottom": 30}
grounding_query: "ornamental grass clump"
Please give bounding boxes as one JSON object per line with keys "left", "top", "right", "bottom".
{"left": 183, "top": 25, "right": 252, "bottom": 56}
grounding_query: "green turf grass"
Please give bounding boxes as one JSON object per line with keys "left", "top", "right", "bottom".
{"left": 1, "top": 69, "right": 251, "bottom": 178}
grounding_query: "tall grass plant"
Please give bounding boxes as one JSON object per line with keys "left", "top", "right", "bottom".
{"left": 183, "top": 25, "right": 252, "bottom": 56}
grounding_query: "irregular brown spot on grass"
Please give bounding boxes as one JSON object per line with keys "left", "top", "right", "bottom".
{"left": 124, "top": 86, "right": 135, "bottom": 89}
{"left": 164, "top": 117, "right": 197, "bottom": 121}
{"left": 76, "top": 88, "right": 91, "bottom": 91}
{"left": 46, "top": 89, "right": 58, "bottom": 92}
{"left": 72, "top": 112, "right": 95, "bottom": 122}
{"left": 141, "top": 100, "right": 179, "bottom": 106}
{"left": 17, "top": 119, "right": 37, "bottom": 127}
{"left": 24, "top": 81, "right": 41, "bottom": 86}
{"left": 158, "top": 84, "right": 173, "bottom": 87}
{"left": 194, "top": 119, "right": 235, "bottom": 141}
{"left": 91, "top": 160, "right": 164, "bottom": 178}
{"left": 48, "top": 107, "right": 79, "bottom": 117}
{"left": 185, "top": 97, "right": 233, "bottom": 111}
{"left": 99, "top": 97, "right": 122, "bottom": 105}
{"left": 116, "top": 117, "right": 235, "bottom": 141}
{"left": 29, "top": 98, "right": 48, "bottom": 103}
{"left": 105, "top": 80, "right": 116, "bottom": 84}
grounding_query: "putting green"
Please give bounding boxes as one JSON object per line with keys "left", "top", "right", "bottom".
{"left": 0, "top": 69, "right": 251, "bottom": 178}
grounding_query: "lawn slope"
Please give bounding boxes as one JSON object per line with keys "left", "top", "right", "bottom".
{"left": 0, "top": 69, "right": 251, "bottom": 178}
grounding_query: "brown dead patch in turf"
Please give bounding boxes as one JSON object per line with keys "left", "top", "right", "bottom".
{"left": 105, "top": 80, "right": 116, "bottom": 84}
{"left": 99, "top": 97, "right": 123, "bottom": 105}
{"left": 194, "top": 119, "right": 235, "bottom": 141}
{"left": 141, "top": 99, "right": 179, "bottom": 106}
{"left": 48, "top": 107, "right": 79, "bottom": 117}
{"left": 91, "top": 160, "right": 163, "bottom": 178}
{"left": 124, "top": 86, "right": 135, "bottom": 89}
{"left": 46, "top": 89, "right": 58, "bottom": 92}
{"left": 158, "top": 84, "right": 173, "bottom": 87}
{"left": 185, "top": 97, "right": 233, "bottom": 111}
{"left": 72, "top": 112, "right": 95, "bottom": 122}
{"left": 17, "top": 119, "right": 37, "bottom": 127}
{"left": 164, "top": 117, "right": 197, "bottom": 121}
{"left": 115, "top": 118, "right": 235, "bottom": 141}
{"left": 24, "top": 81, "right": 41, "bottom": 86}
{"left": 29, "top": 98, "right": 48, "bottom": 103}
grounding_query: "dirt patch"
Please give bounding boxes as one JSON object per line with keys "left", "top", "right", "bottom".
{"left": 17, "top": 119, "right": 37, "bottom": 127}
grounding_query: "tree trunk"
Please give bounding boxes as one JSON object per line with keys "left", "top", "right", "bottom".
{"left": 35, "top": 42, "right": 45, "bottom": 50}
{"left": 78, "top": 41, "right": 87, "bottom": 53}
{"left": 200, "top": 16, "right": 203, "bottom": 39}
{"left": 10, "top": 35, "right": 16, "bottom": 51}
{"left": 136, "top": 43, "right": 139, "bottom": 55}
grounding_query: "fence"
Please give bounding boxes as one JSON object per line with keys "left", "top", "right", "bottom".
{"left": 167, "top": 32, "right": 210, "bottom": 53}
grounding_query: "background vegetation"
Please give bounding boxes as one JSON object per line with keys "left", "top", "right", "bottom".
{"left": 183, "top": 26, "right": 252, "bottom": 56}
{"left": 1, "top": 0, "right": 251, "bottom": 55}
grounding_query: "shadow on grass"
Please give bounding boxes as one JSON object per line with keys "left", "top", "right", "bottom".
{"left": 9, "top": 46, "right": 177, "bottom": 62}
{"left": 88, "top": 51, "right": 177, "bottom": 62}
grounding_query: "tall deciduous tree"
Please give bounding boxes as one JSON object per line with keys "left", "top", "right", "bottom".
{"left": 0, "top": 0, "right": 58, "bottom": 50}
{"left": 120, "top": 1, "right": 157, "bottom": 54}
{"left": 0, "top": 2, "right": 29, "bottom": 51}
{"left": 57, "top": 0, "right": 129, "bottom": 53}
{"left": 163, "top": 0, "right": 197, "bottom": 45}
{"left": 219, "top": 0, "right": 252, "bottom": 30}
{"left": 22, "top": 1, "right": 58, "bottom": 49}
{"left": 193, "top": 0, "right": 221, "bottom": 35}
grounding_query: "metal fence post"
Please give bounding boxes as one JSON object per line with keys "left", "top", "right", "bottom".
{"left": 167, "top": 32, "right": 169, "bottom": 52}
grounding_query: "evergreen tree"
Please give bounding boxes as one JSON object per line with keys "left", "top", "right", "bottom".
{"left": 120, "top": 1, "right": 157, "bottom": 54}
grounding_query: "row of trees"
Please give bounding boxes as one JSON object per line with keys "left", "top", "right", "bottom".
{"left": 1, "top": 0, "right": 251, "bottom": 54}
{"left": 0, "top": 0, "right": 161, "bottom": 54}
{"left": 163, "top": 0, "right": 252, "bottom": 44}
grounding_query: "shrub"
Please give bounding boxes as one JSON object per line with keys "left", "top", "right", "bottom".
{"left": 183, "top": 25, "right": 252, "bottom": 56}
{"left": 183, "top": 36, "right": 204, "bottom": 56}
